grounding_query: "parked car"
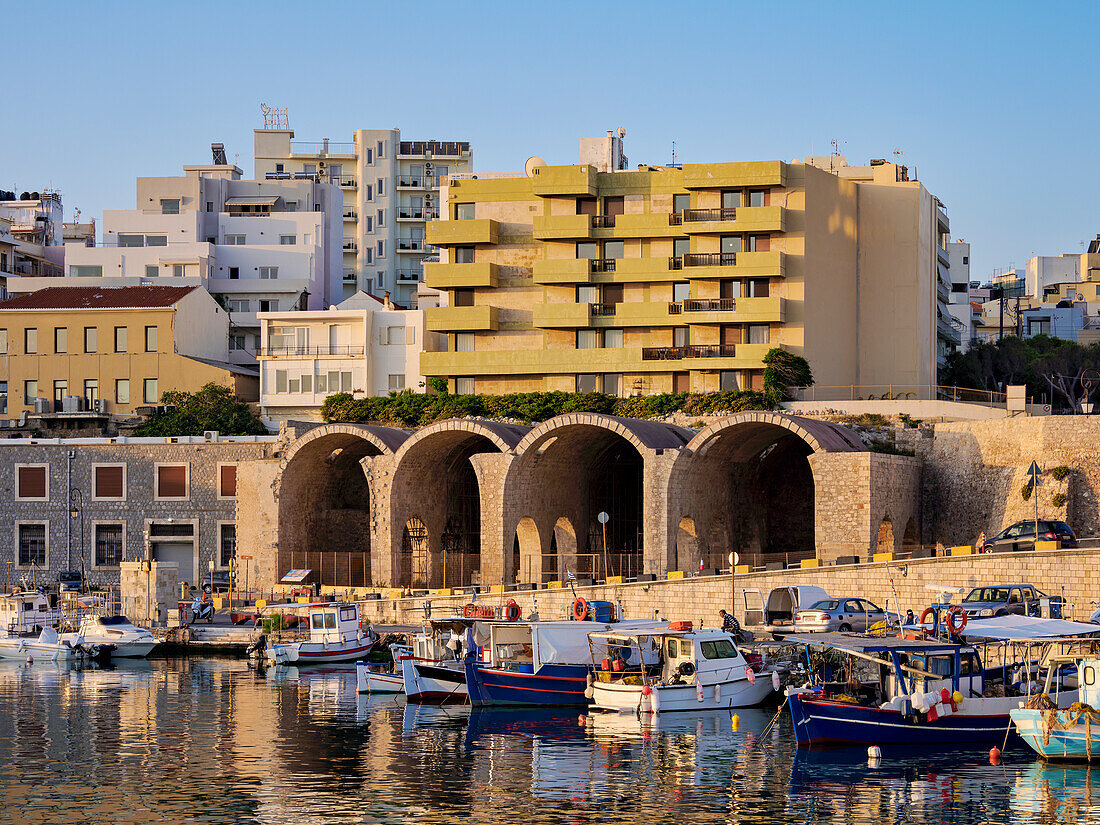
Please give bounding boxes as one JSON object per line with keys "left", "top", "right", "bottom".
{"left": 201, "top": 570, "right": 231, "bottom": 595}
{"left": 980, "top": 520, "right": 1076, "bottom": 552}
{"left": 57, "top": 571, "right": 83, "bottom": 593}
{"left": 794, "top": 598, "right": 889, "bottom": 633}
{"left": 945, "top": 584, "right": 1064, "bottom": 619}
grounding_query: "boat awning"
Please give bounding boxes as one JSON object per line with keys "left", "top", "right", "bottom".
{"left": 955, "top": 615, "right": 1100, "bottom": 641}
{"left": 226, "top": 196, "right": 280, "bottom": 207}
{"left": 281, "top": 569, "right": 312, "bottom": 583}
{"left": 782, "top": 632, "right": 963, "bottom": 654}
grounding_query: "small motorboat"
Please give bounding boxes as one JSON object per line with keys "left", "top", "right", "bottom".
{"left": 264, "top": 603, "right": 377, "bottom": 665}
{"left": 357, "top": 645, "right": 411, "bottom": 694}
{"left": 1011, "top": 644, "right": 1100, "bottom": 759}
{"left": 66, "top": 615, "right": 158, "bottom": 658}
{"left": 0, "top": 626, "right": 113, "bottom": 662}
{"left": 589, "top": 623, "right": 780, "bottom": 713}
{"left": 402, "top": 619, "right": 477, "bottom": 704}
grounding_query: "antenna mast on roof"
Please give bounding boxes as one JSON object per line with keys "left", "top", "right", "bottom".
{"left": 260, "top": 104, "right": 289, "bottom": 130}
{"left": 671, "top": 140, "right": 677, "bottom": 167}
{"left": 893, "top": 148, "right": 904, "bottom": 164}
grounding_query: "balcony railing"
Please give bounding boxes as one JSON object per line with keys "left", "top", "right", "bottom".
{"left": 343, "top": 211, "right": 358, "bottom": 220}
{"left": 589, "top": 303, "right": 617, "bottom": 317}
{"left": 398, "top": 140, "right": 470, "bottom": 156}
{"left": 641, "top": 344, "right": 738, "bottom": 361}
{"left": 668, "top": 302, "right": 683, "bottom": 315}
{"left": 589, "top": 259, "right": 617, "bottom": 273}
{"left": 668, "top": 256, "right": 684, "bottom": 270}
{"left": 343, "top": 241, "right": 358, "bottom": 251}
{"left": 668, "top": 213, "right": 684, "bottom": 226}
{"left": 290, "top": 141, "right": 356, "bottom": 155}
{"left": 259, "top": 345, "right": 366, "bottom": 357}
{"left": 265, "top": 171, "right": 319, "bottom": 182}
{"left": 591, "top": 215, "right": 617, "bottom": 228}
{"left": 398, "top": 177, "right": 424, "bottom": 188}
{"left": 343, "top": 270, "right": 357, "bottom": 281}
{"left": 332, "top": 176, "right": 357, "bottom": 188}
{"left": 683, "top": 252, "right": 737, "bottom": 267}
{"left": 685, "top": 298, "right": 736, "bottom": 312}
{"left": 682, "top": 208, "right": 737, "bottom": 222}
{"left": 396, "top": 269, "right": 422, "bottom": 282}
{"left": 398, "top": 239, "right": 427, "bottom": 251}
{"left": 398, "top": 207, "right": 440, "bottom": 220}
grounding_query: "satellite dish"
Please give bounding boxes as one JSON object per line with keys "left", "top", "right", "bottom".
{"left": 617, "top": 127, "right": 626, "bottom": 139}
{"left": 524, "top": 156, "right": 547, "bottom": 177}
{"left": 1078, "top": 293, "right": 1085, "bottom": 301}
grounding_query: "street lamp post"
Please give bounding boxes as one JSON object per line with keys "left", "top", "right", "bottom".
{"left": 69, "top": 488, "right": 86, "bottom": 593}
{"left": 729, "top": 551, "right": 740, "bottom": 622}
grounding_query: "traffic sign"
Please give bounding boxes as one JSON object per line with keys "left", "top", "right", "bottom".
{"left": 1026, "top": 461, "right": 1043, "bottom": 487}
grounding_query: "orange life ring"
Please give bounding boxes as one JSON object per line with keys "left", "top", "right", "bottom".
{"left": 462, "top": 603, "right": 476, "bottom": 619}
{"left": 573, "top": 597, "right": 589, "bottom": 622}
{"left": 946, "top": 606, "right": 968, "bottom": 635}
{"left": 919, "top": 606, "right": 936, "bottom": 630}
{"left": 504, "top": 599, "right": 521, "bottom": 622}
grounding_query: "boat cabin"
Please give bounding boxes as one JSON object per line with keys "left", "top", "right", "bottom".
{"left": 0, "top": 592, "right": 55, "bottom": 635}
{"left": 307, "top": 603, "right": 362, "bottom": 645}
{"left": 413, "top": 617, "right": 478, "bottom": 662}
{"left": 478, "top": 620, "right": 666, "bottom": 674}
{"left": 589, "top": 628, "right": 747, "bottom": 686}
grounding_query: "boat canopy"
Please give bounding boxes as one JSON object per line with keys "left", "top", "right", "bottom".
{"left": 782, "top": 632, "right": 965, "bottom": 655}
{"left": 954, "top": 615, "right": 1100, "bottom": 641}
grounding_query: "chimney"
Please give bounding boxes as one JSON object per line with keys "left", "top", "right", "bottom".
{"left": 322, "top": 138, "right": 330, "bottom": 155}
{"left": 383, "top": 290, "right": 392, "bottom": 309}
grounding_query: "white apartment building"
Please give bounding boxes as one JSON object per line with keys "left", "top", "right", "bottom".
{"left": 0, "top": 218, "right": 15, "bottom": 300}
{"left": 947, "top": 240, "right": 975, "bottom": 350}
{"left": 16, "top": 150, "right": 343, "bottom": 365}
{"left": 254, "top": 127, "right": 473, "bottom": 306}
{"left": 0, "top": 189, "right": 65, "bottom": 288}
{"left": 257, "top": 290, "right": 444, "bottom": 423}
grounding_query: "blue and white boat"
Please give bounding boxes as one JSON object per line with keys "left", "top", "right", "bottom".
{"left": 1011, "top": 644, "right": 1100, "bottom": 760}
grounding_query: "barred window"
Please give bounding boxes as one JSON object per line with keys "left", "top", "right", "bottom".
{"left": 95, "top": 524, "right": 124, "bottom": 567}
{"left": 18, "top": 524, "right": 46, "bottom": 567}
{"left": 220, "top": 523, "right": 237, "bottom": 568}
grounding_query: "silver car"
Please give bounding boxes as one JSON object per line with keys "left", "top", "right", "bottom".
{"left": 794, "top": 598, "right": 888, "bottom": 633}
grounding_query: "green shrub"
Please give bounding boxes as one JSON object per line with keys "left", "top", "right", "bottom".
{"left": 1053, "top": 492, "right": 1067, "bottom": 508}
{"left": 898, "top": 413, "right": 922, "bottom": 428}
{"left": 1050, "top": 466, "right": 1071, "bottom": 482}
{"left": 1021, "top": 484, "right": 1033, "bottom": 501}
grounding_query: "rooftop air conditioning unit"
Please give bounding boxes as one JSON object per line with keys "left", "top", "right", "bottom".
{"left": 33, "top": 398, "right": 50, "bottom": 414}
{"left": 424, "top": 193, "right": 433, "bottom": 203}
{"left": 94, "top": 399, "right": 108, "bottom": 414}
{"left": 424, "top": 161, "right": 433, "bottom": 170}
{"left": 204, "top": 430, "right": 218, "bottom": 442}
{"left": 62, "top": 395, "right": 83, "bottom": 413}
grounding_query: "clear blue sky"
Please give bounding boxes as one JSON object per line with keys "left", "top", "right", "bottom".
{"left": 4, "top": 0, "right": 1097, "bottom": 280}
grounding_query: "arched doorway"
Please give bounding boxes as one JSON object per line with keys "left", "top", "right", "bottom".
{"left": 877, "top": 516, "right": 895, "bottom": 554}
{"left": 676, "top": 517, "right": 701, "bottom": 572}
{"left": 513, "top": 518, "right": 541, "bottom": 585}
{"left": 401, "top": 517, "right": 430, "bottom": 587}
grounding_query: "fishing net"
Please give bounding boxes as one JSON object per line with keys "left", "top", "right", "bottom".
{"left": 1036, "top": 699, "right": 1100, "bottom": 757}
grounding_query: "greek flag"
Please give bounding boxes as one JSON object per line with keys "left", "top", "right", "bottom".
{"left": 566, "top": 570, "right": 577, "bottom": 583}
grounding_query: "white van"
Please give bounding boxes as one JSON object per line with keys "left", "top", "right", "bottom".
{"left": 743, "top": 585, "right": 830, "bottom": 633}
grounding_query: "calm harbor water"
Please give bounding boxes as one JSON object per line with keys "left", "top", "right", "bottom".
{"left": 0, "top": 657, "right": 1095, "bottom": 824}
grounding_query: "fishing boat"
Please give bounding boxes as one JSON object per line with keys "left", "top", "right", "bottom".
{"left": 1010, "top": 642, "right": 1100, "bottom": 760}
{"left": 264, "top": 603, "right": 378, "bottom": 665}
{"left": 0, "top": 592, "right": 56, "bottom": 635}
{"left": 65, "top": 615, "right": 158, "bottom": 658}
{"left": 785, "top": 621, "right": 1095, "bottom": 747}
{"left": 356, "top": 644, "right": 411, "bottom": 694}
{"left": 588, "top": 623, "right": 781, "bottom": 713}
{"left": 465, "top": 619, "right": 666, "bottom": 707}
{"left": 402, "top": 618, "right": 477, "bottom": 704}
{"left": 0, "top": 626, "right": 113, "bottom": 662}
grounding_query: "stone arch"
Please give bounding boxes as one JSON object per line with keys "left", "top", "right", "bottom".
{"left": 513, "top": 517, "right": 541, "bottom": 585}
{"left": 276, "top": 423, "right": 408, "bottom": 587}
{"left": 506, "top": 414, "right": 693, "bottom": 582}
{"left": 877, "top": 515, "right": 895, "bottom": 554}
{"left": 389, "top": 419, "right": 529, "bottom": 589}
{"left": 676, "top": 516, "right": 702, "bottom": 573}
{"left": 670, "top": 411, "right": 867, "bottom": 571}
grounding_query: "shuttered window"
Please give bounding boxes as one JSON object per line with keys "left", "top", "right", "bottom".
{"left": 16, "top": 466, "right": 47, "bottom": 500}
{"left": 219, "top": 465, "right": 237, "bottom": 498}
{"left": 156, "top": 465, "right": 188, "bottom": 499}
{"left": 94, "top": 465, "right": 125, "bottom": 499}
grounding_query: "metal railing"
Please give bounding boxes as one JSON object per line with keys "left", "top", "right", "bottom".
{"left": 789, "top": 384, "right": 1009, "bottom": 406}
{"left": 343, "top": 241, "right": 358, "bottom": 251}
{"left": 589, "top": 259, "right": 616, "bottom": 273}
{"left": 398, "top": 140, "right": 470, "bottom": 156}
{"left": 398, "top": 177, "right": 424, "bottom": 188}
{"left": 682, "top": 207, "right": 737, "bottom": 222}
{"left": 591, "top": 215, "right": 617, "bottom": 228}
{"left": 343, "top": 211, "right": 358, "bottom": 219}
{"left": 683, "top": 252, "right": 737, "bottom": 267}
{"left": 265, "top": 171, "right": 320, "bottom": 182}
{"left": 668, "top": 256, "right": 684, "bottom": 270}
{"left": 684, "top": 298, "right": 736, "bottom": 312}
{"left": 396, "top": 270, "right": 422, "bottom": 282}
{"left": 668, "top": 213, "right": 684, "bottom": 226}
{"left": 641, "top": 344, "right": 737, "bottom": 360}
{"left": 668, "top": 302, "right": 683, "bottom": 315}
{"left": 589, "top": 303, "right": 617, "bottom": 317}
{"left": 332, "top": 176, "right": 357, "bottom": 187}
{"left": 398, "top": 208, "right": 439, "bottom": 220}
{"left": 398, "top": 239, "right": 427, "bottom": 251}
{"left": 290, "top": 141, "right": 356, "bottom": 155}
{"left": 258, "top": 345, "right": 366, "bottom": 357}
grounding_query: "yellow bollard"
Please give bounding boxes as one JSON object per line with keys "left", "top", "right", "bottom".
{"left": 731, "top": 714, "right": 740, "bottom": 732}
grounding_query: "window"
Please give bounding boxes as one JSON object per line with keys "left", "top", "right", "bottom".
{"left": 288, "top": 376, "right": 300, "bottom": 393}
{"left": 24, "top": 328, "right": 36, "bottom": 354}
{"left": 376, "top": 209, "right": 385, "bottom": 228}
{"left": 667, "top": 639, "right": 678, "bottom": 658}
{"left": 0, "top": 381, "right": 5, "bottom": 415}
{"left": 603, "top": 240, "right": 624, "bottom": 259}
{"left": 576, "top": 285, "right": 599, "bottom": 304}
{"left": 301, "top": 374, "right": 312, "bottom": 392}
{"left": 144, "top": 326, "right": 157, "bottom": 352}
{"left": 143, "top": 378, "right": 158, "bottom": 404}
{"left": 576, "top": 330, "right": 601, "bottom": 349}
{"left": 17, "top": 524, "right": 46, "bottom": 567}
{"left": 226, "top": 299, "right": 249, "bottom": 312}
{"left": 700, "top": 639, "right": 739, "bottom": 659}
{"left": 146, "top": 235, "right": 167, "bottom": 247}
{"left": 219, "top": 523, "right": 236, "bottom": 568}
{"left": 576, "top": 374, "right": 599, "bottom": 393}
{"left": 721, "top": 235, "right": 742, "bottom": 254}
{"left": 224, "top": 234, "right": 246, "bottom": 245}
{"left": 603, "top": 328, "right": 623, "bottom": 349}
{"left": 1086, "top": 666, "right": 1097, "bottom": 687}
{"left": 364, "top": 184, "right": 373, "bottom": 201}
{"left": 748, "top": 190, "right": 766, "bottom": 207}
{"left": 24, "top": 380, "right": 37, "bottom": 405}
{"left": 455, "top": 333, "right": 475, "bottom": 352}
{"left": 94, "top": 524, "right": 124, "bottom": 567}
{"left": 377, "top": 178, "right": 385, "bottom": 196}
{"left": 303, "top": 163, "right": 316, "bottom": 175}
{"left": 145, "top": 264, "right": 158, "bottom": 278}
{"left": 962, "top": 256, "right": 969, "bottom": 265}
{"left": 83, "top": 379, "right": 98, "bottom": 405}
{"left": 341, "top": 371, "right": 352, "bottom": 392}
{"left": 364, "top": 216, "right": 373, "bottom": 232}
{"left": 16, "top": 465, "right": 48, "bottom": 500}
{"left": 454, "top": 246, "right": 475, "bottom": 264}
{"left": 376, "top": 140, "right": 385, "bottom": 158}
{"left": 118, "top": 233, "right": 144, "bottom": 248}
{"left": 672, "top": 194, "right": 690, "bottom": 214}
{"left": 229, "top": 334, "right": 246, "bottom": 351}
{"left": 364, "top": 149, "right": 373, "bottom": 165}
{"left": 275, "top": 370, "right": 288, "bottom": 393}
{"left": 748, "top": 324, "right": 770, "bottom": 344}
{"left": 315, "top": 373, "right": 327, "bottom": 393}
{"left": 219, "top": 465, "right": 237, "bottom": 498}
{"left": 746, "top": 234, "right": 769, "bottom": 252}
{"left": 673, "top": 282, "right": 690, "bottom": 303}
{"left": 673, "top": 238, "right": 690, "bottom": 260}
{"left": 673, "top": 327, "right": 690, "bottom": 348}
{"left": 604, "top": 373, "right": 622, "bottom": 397}
{"left": 376, "top": 240, "right": 385, "bottom": 258}
{"left": 69, "top": 265, "right": 103, "bottom": 277}
{"left": 746, "top": 279, "right": 769, "bottom": 298}
{"left": 84, "top": 326, "right": 97, "bottom": 353}
{"left": 456, "top": 377, "right": 475, "bottom": 395}
{"left": 1029, "top": 319, "right": 1051, "bottom": 336}
{"left": 160, "top": 199, "right": 180, "bottom": 215}
{"left": 364, "top": 248, "right": 373, "bottom": 264}
{"left": 53, "top": 380, "right": 67, "bottom": 408}
{"left": 259, "top": 299, "right": 277, "bottom": 312}
{"left": 720, "top": 371, "right": 739, "bottom": 391}
{"left": 259, "top": 266, "right": 278, "bottom": 279}
{"left": 388, "top": 374, "right": 405, "bottom": 392}
{"left": 386, "top": 326, "right": 405, "bottom": 345}
{"left": 0, "top": 329, "right": 6, "bottom": 354}
{"left": 93, "top": 465, "right": 125, "bottom": 500}
{"left": 172, "top": 264, "right": 186, "bottom": 278}
{"left": 115, "top": 379, "right": 130, "bottom": 404}
{"left": 222, "top": 265, "right": 238, "bottom": 281}
{"left": 206, "top": 200, "right": 214, "bottom": 212}
{"left": 456, "top": 203, "right": 475, "bottom": 220}
{"left": 54, "top": 327, "right": 67, "bottom": 353}
{"left": 279, "top": 235, "right": 296, "bottom": 245}
{"left": 721, "top": 191, "right": 742, "bottom": 209}
{"left": 155, "top": 464, "right": 189, "bottom": 499}
{"left": 576, "top": 242, "right": 599, "bottom": 259}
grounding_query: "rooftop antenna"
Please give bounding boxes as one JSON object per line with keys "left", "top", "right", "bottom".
{"left": 671, "top": 140, "right": 677, "bottom": 166}
{"left": 830, "top": 138, "right": 845, "bottom": 156}
{"left": 893, "top": 148, "right": 905, "bottom": 164}
{"left": 260, "top": 104, "right": 288, "bottom": 130}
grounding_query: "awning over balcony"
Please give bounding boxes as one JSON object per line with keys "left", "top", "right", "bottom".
{"left": 225, "top": 196, "right": 281, "bottom": 207}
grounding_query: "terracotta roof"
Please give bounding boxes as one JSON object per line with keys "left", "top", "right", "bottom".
{"left": 0, "top": 285, "right": 198, "bottom": 310}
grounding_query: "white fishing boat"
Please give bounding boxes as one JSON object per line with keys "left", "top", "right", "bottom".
{"left": 68, "top": 615, "right": 158, "bottom": 658}
{"left": 402, "top": 619, "right": 474, "bottom": 704}
{"left": 0, "top": 592, "right": 57, "bottom": 635}
{"left": 588, "top": 624, "right": 780, "bottom": 713}
{"left": 264, "top": 603, "right": 378, "bottom": 665}
{"left": 0, "top": 626, "right": 111, "bottom": 662}
{"left": 356, "top": 645, "right": 410, "bottom": 694}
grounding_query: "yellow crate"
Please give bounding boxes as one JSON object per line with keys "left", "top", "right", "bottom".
{"left": 489, "top": 584, "right": 506, "bottom": 593}
{"left": 606, "top": 575, "right": 624, "bottom": 585}
{"left": 800, "top": 559, "right": 821, "bottom": 569}
{"left": 667, "top": 570, "right": 685, "bottom": 580}
{"left": 735, "top": 565, "right": 751, "bottom": 575}
{"left": 433, "top": 588, "right": 453, "bottom": 596}
{"left": 873, "top": 552, "right": 895, "bottom": 563}
{"left": 386, "top": 589, "right": 404, "bottom": 600}
{"left": 547, "top": 581, "right": 564, "bottom": 589}
{"left": 950, "top": 545, "right": 973, "bottom": 556}
{"left": 296, "top": 596, "right": 311, "bottom": 604}
{"left": 1034, "top": 540, "right": 1059, "bottom": 553}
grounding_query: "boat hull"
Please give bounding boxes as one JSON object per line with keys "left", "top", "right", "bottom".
{"left": 268, "top": 639, "right": 376, "bottom": 665}
{"left": 788, "top": 692, "right": 1018, "bottom": 746}
{"left": 0, "top": 640, "right": 85, "bottom": 661}
{"left": 402, "top": 657, "right": 467, "bottom": 704}
{"left": 593, "top": 676, "right": 776, "bottom": 713}
{"left": 356, "top": 663, "right": 405, "bottom": 694}
{"left": 1011, "top": 707, "right": 1100, "bottom": 760}
{"left": 465, "top": 662, "right": 589, "bottom": 706}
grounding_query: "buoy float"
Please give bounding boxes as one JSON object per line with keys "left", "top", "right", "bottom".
{"left": 650, "top": 688, "right": 661, "bottom": 713}
{"left": 868, "top": 745, "right": 882, "bottom": 759}
{"left": 989, "top": 746, "right": 1002, "bottom": 765}
{"left": 952, "top": 690, "right": 964, "bottom": 705}
{"left": 714, "top": 683, "right": 722, "bottom": 703}
{"left": 731, "top": 714, "right": 740, "bottom": 731}
{"left": 641, "top": 685, "right": 652, "bottom": 696}
{"left": 746, "top": 667, "right": 756, "bottom": 685}
{"left": 696, "top": 683, "right": 705, "bottom": 702}
{"left": 25, "top": 655, "right": 32, "bottom": 665}
{"left": 771, "top": 671, "right": 781, "bottom": 690}
{"left": 577, "top": 715, "right": 587, "bottom": 726}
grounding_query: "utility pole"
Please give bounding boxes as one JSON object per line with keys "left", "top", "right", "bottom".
{"left": 1027, "top": 461, "right": 1043, "bottom": 540}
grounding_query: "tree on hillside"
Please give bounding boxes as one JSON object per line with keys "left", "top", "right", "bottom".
{"left": 134, "top": 383, "right": 269, "bottom": 436}
{"left": 762, "top": 348, "right": 814, "bottom": 401}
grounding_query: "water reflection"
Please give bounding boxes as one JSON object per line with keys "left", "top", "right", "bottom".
{"left": 0, "top": 659, "right": 1093, "bottom": 823}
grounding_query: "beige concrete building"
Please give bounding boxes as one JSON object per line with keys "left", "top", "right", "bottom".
{"left": 421, "top": 135, "right": 954, "bottom": 397}
{"left": 0, "top": 285, "right": 257, "bottom": 418}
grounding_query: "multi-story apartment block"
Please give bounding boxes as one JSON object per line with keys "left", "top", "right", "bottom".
{"left": 422, "top": 134, "right": 953, "bottom": 397}
{"left": 0, "top": 218, "right": 15, "bottom": 301}
{"left": 256, "top": 290, "right": 444, "bottom": 422}
{"left": 947, "top": 240, "right": 974, "bottom": 349}
{"left": 14, "top": 150, "right": 343, "bottom": 365}
{"left": 0, "top": 189, "right": 65, "bottom": 284}
{"left": 0, "top": 285, "right": 257, "bottom": 419}
{"left": 254, "top": 127, "right": 473, "bottom": 306}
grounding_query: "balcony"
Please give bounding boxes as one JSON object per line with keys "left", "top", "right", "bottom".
{"left": 258, "top": 345, "right": 366, "bottom": 358}
{"left": 343, "top": 210, "right": 358, "bottom": 220}
{"left": 343, "top": 269, "right": 357, "bottom": 282}
{"left": 682, "top": 205, "right": 785, "bottom": 235}
{"left": 642, "top": 344, "right": 738, "bottom": 360}
{"left": 530, "top": 165, "right": 598, "bottom": 197}
{"left": 590, "top": 303, "right": 617, "bottom": 317}
{"left": 532, "top": 213, "right": 591, "bottom": 240}
{"left": 397, "top": 176, "right": 426, "bottom": 189}
{"left": 396, "top": 269, "right": 423, "bottom": 283}
{"left": 683, "top": 252, "right": 737, "bottom": 268}
{"left": 681, "top": 160, "right": 787, "bottom": 190}
{"left": 426, "top": 304, "right": 499, "bottom": 332}
{"left": 532, "top": 258, "right": 590, "bottom": 284}
{"left": 426, "top": 218, "right": 500, "bottom": 247}
{"left": 332, "top": 176, "right": 357, "bottom": 188}
{"left": 342, "top": 240, "right": 358, "bottom": 251}
{"left": 682, "top": 207, "right": 737, "bottom": 223}
{"left": 426, "top": 261, "right": 499, "bottom": 289}
{"left": 531, "top": 302, "right": 593, "bottom": 328}
{"left": 398, "top": 140, "right": 471, "bottom": 158}
{"left": 397, "top": 207, "right": 440, "bottom": 221}
{"left": 591, "top": 215, "right": 617, "bottom": 228}
{"left": 397, "top": 238, "right": 428, "bottom": 252}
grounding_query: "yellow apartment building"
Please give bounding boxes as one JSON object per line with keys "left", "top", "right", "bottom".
{"left": 423, "top": 134, "right": 954, "bottom": 396}
{"left": 0, "top": 285, "right": 258, "bottom": 417}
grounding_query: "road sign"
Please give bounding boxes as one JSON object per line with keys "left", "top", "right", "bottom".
{"left": 597, "top": 511, "right": 609, "bottom": 524}
{"left": 1027, "top": 461, "right": 1043, "bottom": 487}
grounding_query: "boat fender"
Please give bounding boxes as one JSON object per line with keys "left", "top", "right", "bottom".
{"left": 952, "top": 690, "right": 964, "bottom": 706}
{"left": 868, "top": 745, "right": 882, "bottom": 759}
{"left": 771, "top": 671, "right": 781, "bottom": 691}
{"left": 714, "top": 683, "right": 721, "bottom": 703}
{"left": 650, "top": 688, "right": 660, "bottom": 713}
{"left": 586, "top": 672, "right": 594, "bottom": 687}
{"left": 584, "top": 685, "right": 594, "bottom": 700}
{"left": 731, "top": 714, "right": 739, "bottom": 731}
{"left": 926, "top": 705, "right": 939, "bottom": 722}
{"left": 940, "top": 688, "right": 951, "bottom": 704}
{"left": 696, "top": 683, "right": 704, "bottom": 702}
{"left": 989, "top": 746, "right": 1002, "bottom": 765}
{"left": 746, "top": 667, "right": 756, "bottom": 685}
